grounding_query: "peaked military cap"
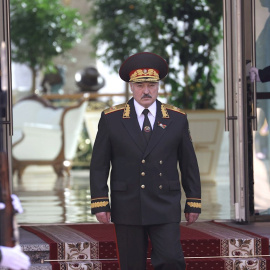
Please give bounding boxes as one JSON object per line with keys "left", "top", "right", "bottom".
{"left": 119, "top": 52, "right": 168, "bottom": 83}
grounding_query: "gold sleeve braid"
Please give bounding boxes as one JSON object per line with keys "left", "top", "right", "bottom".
{"left": 187, "top": 202, "right": 202, "bottom": 208}
{"left": 91, "top": 201, "right": 109, "bottom": 209}
{"left": 185, "top": 198, "right": 201, "bottom": 213}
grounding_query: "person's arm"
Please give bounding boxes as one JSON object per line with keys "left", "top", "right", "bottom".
{"left": 178, "top": 115, "right": 201, "bottom": 225}
{"left": 90, "top": 112, "right": 111, "bottom": 222}
{"left": 0, "top": 195, "right": 30, "bottom": 269}
{"left": 249, "top": 66, "right": 270, "bottom": 83}
{"left": 258, "top": 66, "right": 270, "bottom": 83}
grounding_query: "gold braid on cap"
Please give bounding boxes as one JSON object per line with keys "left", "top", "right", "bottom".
{"left": 129, "top": 68, "right": 159, "bottom": 82}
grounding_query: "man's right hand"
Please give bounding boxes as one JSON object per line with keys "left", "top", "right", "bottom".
{"left": 0, "top": 245, "right": 31, "bottom": 270}
{"left": 95, "top": 212, "right": 111, "bottom": 224}
{"left": 249, "top": 67, "right": 261, "bottom": 82}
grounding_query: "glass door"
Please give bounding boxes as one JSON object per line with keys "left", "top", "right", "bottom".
{"left": 223, "top": 0, "right": 270, "bottom": 222}
{"left": 253, "top": 0, "right": 270, "bottom": 218}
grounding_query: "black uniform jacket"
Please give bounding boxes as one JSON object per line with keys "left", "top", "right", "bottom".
{"left": 90, "top": 98, "right": 201, "bottom": 225}
{"left": 259, "top": 66, "right": 270, "bottom": 83}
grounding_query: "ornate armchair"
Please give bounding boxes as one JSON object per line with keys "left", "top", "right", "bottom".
{"left": 12, "top": 94, "right": 89, "bottom": 180}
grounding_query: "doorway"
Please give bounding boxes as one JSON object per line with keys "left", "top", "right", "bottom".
{"left": 223, "top": 0, "right": 270, "bottom": 222}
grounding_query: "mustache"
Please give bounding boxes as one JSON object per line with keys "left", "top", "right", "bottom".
{"left": 141, "top": 94, "right": 152, "bottom": 99}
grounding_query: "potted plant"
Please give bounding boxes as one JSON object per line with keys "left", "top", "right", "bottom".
{"left": 10, "top": 0, "right": 85, "bottom": 94}
{"left": 88, "top": 0, "right": 224, "bottom": 182}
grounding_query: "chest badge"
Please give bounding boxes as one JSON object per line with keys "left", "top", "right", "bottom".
{"left": 158, "top": 122, "right": 167, "bottom": 129}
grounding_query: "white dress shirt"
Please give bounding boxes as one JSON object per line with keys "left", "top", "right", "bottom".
{"left": 133, "top": 99, "right": 156, "bottom": 130}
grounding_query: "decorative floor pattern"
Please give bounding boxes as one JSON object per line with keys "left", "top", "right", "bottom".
{"left": 21, "top": 221, "right": 270, "bottom": 270}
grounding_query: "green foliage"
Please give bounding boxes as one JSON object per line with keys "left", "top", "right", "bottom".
{"left": 89, "top": 0, "right": 223, "bottom": 109}
{"left": 10, "top": 0, "right": 84, "bottom": 92}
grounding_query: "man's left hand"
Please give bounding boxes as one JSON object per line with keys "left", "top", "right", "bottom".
{"left": 185, "top": 212, "right": 199, "bottom": 226}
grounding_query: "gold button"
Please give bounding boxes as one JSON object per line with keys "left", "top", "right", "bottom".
{"left": 141, "top": 185, "right": 145, "bottom": 189}
{"left": 141, "top": 172, "right": 145, "bottom": 176}
{"left": 142, "top": 159, "right": 146, "bottom": 164}
{"left": 160, "top": 160, "right": 163, "bottom": 164}
{"left": 159, "top": 173, "right": 162, "bottom": 176}
{"left": 159, "top": 185, "right": 163, "bottom": 189}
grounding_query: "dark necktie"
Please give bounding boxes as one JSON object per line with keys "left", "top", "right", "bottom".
{"left": 142, "top": 109, "right": 152, "bottom": 143}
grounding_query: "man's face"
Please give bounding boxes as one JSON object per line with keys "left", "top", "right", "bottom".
{"left": 130, "top": 81, "right": 159, "bottom": 108}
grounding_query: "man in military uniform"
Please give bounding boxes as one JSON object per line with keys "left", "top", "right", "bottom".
{"left": 90, "top": 52, "right": 201, "bottom": 270}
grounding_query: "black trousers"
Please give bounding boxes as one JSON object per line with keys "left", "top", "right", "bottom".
{"left": 114, "top": 223, "right": 186, "bottom": 270}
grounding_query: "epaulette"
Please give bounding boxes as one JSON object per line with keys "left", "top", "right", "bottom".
{"left": 104, "top": 103, "right": 130, "bottom": 118}
{"left": 162, "top": 103, "right": 186, "bottom": 116}
{"left": 161, "top": 103, "right": 186, "bottom": 118}
{"left": 104, "top": 103, "right": 126, "bottom": 115}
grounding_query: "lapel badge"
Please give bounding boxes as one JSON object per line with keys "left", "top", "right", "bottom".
{"left": 144, "top": 126, "right": 151, "bottom": 132}
{"left": 157, "top": 122, "right": 167, "bottom": 129}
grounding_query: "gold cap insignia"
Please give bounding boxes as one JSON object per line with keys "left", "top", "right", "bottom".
{"left": 129, "top": 68, "right": 160, "bottom": 82}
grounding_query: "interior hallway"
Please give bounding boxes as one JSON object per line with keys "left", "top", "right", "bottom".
{"left": 10, "top": 130, "right": 270, "bottom": 270}
{"left": 12, "top": 131, "right": 270, "bottom": 243}
{"left": 13, "top": 132, "right": 231, "bottom": 224}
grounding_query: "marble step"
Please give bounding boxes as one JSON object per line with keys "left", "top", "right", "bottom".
{"left": 20, "top": 227, "right": 50, "bottom": 266}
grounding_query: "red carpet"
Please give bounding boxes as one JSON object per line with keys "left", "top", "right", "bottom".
{"left": 22, "top": 221, "right": 270, "bottom": 270}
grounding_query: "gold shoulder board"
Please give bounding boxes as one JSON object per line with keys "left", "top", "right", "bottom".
{"left": 104, "top": 103, "right": 126, "bottom": 115}
{"left": 163, "top": 104, "right": 186, "bottom": 115}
